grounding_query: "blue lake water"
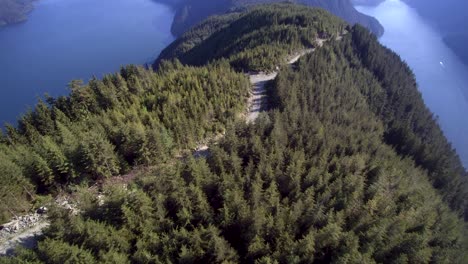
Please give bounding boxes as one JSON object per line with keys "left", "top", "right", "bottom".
{"left": 357, "top": 0, "right": 468, "bottom": 167}
{"left": 0, "top": 0, "right": 174, "bottom": 125}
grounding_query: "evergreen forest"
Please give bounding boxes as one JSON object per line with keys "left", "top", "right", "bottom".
{"left": 1, "top": 4, "right": 467, "bottom": 263}
{"left": 153, "top": 0, "right": 383, "bottom": 37}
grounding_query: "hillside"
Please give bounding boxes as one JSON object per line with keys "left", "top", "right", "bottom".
{"left": 1, "top": 4, "right": 467, "bottom": 262}
{"left": 0, "top": 0, "right": 35, "bottom": 26}
{"left": 158, "top": 3, "right": 468, "bottom": 221}
{"left": 155, "top": 0, "right": 384, "bottom": 37}
{"left": 155, "top": 4, "right": 346, "bottom": 71}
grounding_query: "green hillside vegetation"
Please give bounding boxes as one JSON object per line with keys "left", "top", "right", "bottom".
{"left": 157, "top": 5, "right": 468, "bottom": 220}
{"left": 0, "top": 0, "right": 35, "bottom": 26}
{"left": 0, "top": 63, "right": 249, "bottom": 223}
{"left": 154, "top": 0, "right": 383, "bottom": 37}
{"left": 156, "top": 4, "right": 347, "bottom": 72}
{"left": 1, "top": 4, "right": 468, "bottom": 263}
{"left": 402, "top": 0, "right": 468, "bottom": 67}
{"left": 349, "top": 29, "right": 468, "bottom": 219}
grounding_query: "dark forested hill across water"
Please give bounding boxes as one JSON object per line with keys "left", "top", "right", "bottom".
{"left": 1, "top": 4, "right": 467, "bottom": 263}
{"left": 402, "top": 0, "right": 468, "bottom": 67}
{"left": 156, "top": 0, "right": 383, "bottom": 37}
{"left": 0, "top": 0, "right": 35, "bottom": 26}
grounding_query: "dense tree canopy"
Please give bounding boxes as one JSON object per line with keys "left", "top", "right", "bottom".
{"left": 1, "top": 4, "right": 467, "bottom": 263}
{"left": 153, "top": 0, "right": 383, "bottom": 37}
{"left": 0, "top": 62, "right": 249, "bottom": 223}
{"left": 349, "top": 27, "right": 468, "bottom": 220}
{"left": 156, "top": 4, "right": 347, "bottom": 72}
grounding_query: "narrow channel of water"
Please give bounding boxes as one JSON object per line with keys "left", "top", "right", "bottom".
{"left": 357, "top": 0, "right": 468, "bottom": 167}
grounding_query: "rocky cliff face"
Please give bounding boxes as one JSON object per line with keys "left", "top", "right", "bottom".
{"left": 162, "top": 0, "right": 384, "bottom": 37}
{"left": 300, "top": 0, "right": 383, "bottom": 36}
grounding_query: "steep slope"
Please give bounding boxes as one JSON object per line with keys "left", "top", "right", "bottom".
{"left": 2, "top": 4, "right": 467, "bottom": 262}
{"left": 0, "top": 63, "right": 250, "bottom": 224}
{"left": 158, "top": 0, "right": 383, "bottom": 37}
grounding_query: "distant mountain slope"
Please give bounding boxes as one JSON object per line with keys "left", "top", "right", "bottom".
{"left": 402, "top": 0, "right": 468, "bottom": 66}
{"left": 0, "top": 0, "right": 35, "bottom": 26}
{"left": 157, "top": 0, "right": 383, "bottom": 37}
{"left": 155, "top": 4, "right": 346, "bottom": 71}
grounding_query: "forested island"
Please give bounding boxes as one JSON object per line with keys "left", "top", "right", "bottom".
{"left": 156, "top": 0, "right": 384, "bottom": 37}
{"left": 1, "top": 3, "right": 467, "bottom": 263}
{"left": 0, "top": 0, "right": 35, "bottom": 26}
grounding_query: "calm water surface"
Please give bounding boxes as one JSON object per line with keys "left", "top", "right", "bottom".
{"left": 0, "top": 0, "right": 174, "bottom": 125}
{"left": 357, "top": 0, "right": 468, "bottom": 167}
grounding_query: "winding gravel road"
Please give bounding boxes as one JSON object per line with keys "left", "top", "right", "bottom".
{"left": 0, "top": 221, "right": 49, "bottom": 256}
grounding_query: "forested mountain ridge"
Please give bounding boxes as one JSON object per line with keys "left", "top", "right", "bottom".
{"left": 157, "top": 4, "right": 468, "bottom": 220}
{"left": 0, "top": 63, "right": 250, "bottom": 224}
{"left": 155, "top": 5, "right": 347, "bottom": 71}
{"left": 0, "top": 0, "right": 35, "bottom": 26}
{"left": 154, "top": 0, "right": 384, "bottom": 37}
{"left": 0, "top": 5, "right": 345, "bottom": 225}
{"left": 1, "top": 4, "right": 468, "bottom": 262}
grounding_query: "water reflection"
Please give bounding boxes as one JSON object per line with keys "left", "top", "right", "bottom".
{"left": 357, "top": 0, "right": 468, "bottom": 167}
